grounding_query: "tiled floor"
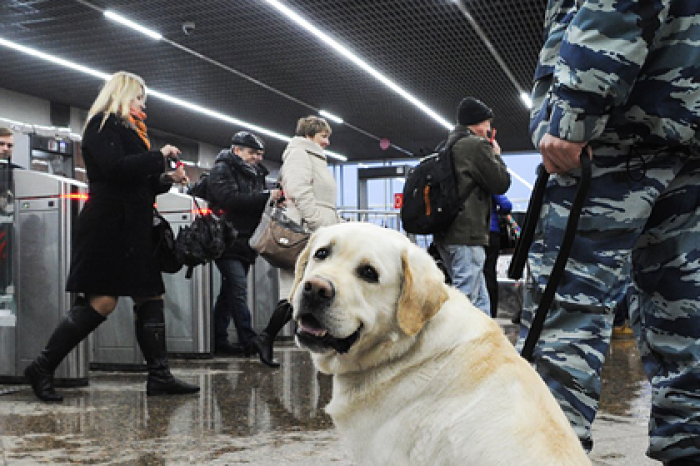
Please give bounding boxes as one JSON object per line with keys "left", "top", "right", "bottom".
{"left": 0, "top": 322, "right": 657, "bottom": 465}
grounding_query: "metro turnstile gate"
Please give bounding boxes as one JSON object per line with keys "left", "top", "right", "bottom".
{"left": 91, "top": 192, "right": 212, "bottom": 370}
{"left": 0, "top": 170, "right": 88, "bottom": 385}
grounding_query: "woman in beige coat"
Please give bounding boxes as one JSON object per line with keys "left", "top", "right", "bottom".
{"left": 253, "top": 116, "right": 340, "bottom": 367}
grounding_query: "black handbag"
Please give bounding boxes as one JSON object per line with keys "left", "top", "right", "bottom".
{"left": 174, "top": 197, "right": 237, "bottom": 278}
{"left": 152, "top": 209, "right": 183, "bottom": 274}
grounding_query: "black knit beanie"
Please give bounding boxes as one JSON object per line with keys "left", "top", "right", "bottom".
{"left": 456, "top": 97, "right": 494, "bottom": 126}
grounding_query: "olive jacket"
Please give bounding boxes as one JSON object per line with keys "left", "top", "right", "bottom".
{"left": 434, "top": 126, "right": 511, "bottom": 246}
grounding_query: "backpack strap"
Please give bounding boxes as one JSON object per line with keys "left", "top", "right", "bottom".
{"left": 444, "top": 131, "right": 475, "bottom": 209}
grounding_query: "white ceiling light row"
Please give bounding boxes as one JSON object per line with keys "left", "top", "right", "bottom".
{"left": 0, "top": 30, "right": 349, "bottom": 161}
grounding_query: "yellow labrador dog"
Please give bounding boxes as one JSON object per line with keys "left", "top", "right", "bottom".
{"left": 290, "top": 223, "right": 590, "bottom": 466}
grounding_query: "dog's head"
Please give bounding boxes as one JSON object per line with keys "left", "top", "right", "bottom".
{"left": 290, "top": 222, "right": 449, "bottom": 374}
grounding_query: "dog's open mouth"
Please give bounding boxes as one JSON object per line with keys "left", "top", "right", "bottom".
{"left": 295, "top": 313, "right": 362, "bottom": 354}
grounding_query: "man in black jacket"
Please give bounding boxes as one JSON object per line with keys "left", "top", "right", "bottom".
{"left": 207, "top": 132, "right": 282, "bottom": 356}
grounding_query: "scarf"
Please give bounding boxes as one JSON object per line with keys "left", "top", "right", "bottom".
{"left": 128, "top": 109, "right": 151, "bottom": 149}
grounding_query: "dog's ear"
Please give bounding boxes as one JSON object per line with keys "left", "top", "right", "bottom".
{"left": 397, "top": 246, "right": 449, "bottom": 336}
{"left": 288, "top": 233, "right": 313, "bottom": 301}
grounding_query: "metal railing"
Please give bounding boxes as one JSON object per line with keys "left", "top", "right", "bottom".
{"left": 338, "top": 209, "right": 400, "bottom": 228}
{"left": 337, "top": 209, "right": 432, "bottom": 248}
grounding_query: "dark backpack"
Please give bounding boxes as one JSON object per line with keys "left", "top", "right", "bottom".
{"left": 400, "top": 133, "right": 472, "bottom": 235}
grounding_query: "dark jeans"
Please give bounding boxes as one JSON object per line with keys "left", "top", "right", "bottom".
{"left": 483, "top": 231, "right": 501, "bottom": 318}
{"left": 213, "top": 258, "right": 257, "bottom": 348}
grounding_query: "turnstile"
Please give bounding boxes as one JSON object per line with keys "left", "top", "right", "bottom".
{"left": 91, "top": 192, "right": 212, "bottom": 370}
{"left": 0, "top": 170, "right": 88, "bottom": 386}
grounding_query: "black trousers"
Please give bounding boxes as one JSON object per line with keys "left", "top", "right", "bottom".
{"left": 483, "top": 231, "right": 502, "bottom": 318}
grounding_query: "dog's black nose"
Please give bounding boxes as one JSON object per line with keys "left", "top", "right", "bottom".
{"left": 302, "top": 277, "right": 335, "bottom": 305}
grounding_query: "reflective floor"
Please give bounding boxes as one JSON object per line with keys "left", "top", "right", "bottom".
{"left": 0, "top": 323, "right": 655, "bottom": 465}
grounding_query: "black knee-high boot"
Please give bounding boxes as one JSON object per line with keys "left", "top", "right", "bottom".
{"left": 24, "top": 297, "right": 106, "bottom": 402}
{"left": 253, "top": 299, "right": 293, "bottom": 368}
{"left": 134, "top": 300, "right": 200, "bottom": 396}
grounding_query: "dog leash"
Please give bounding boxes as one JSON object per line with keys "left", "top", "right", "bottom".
{"left": 508, "top": 150, "right": 592, "bottom": 362}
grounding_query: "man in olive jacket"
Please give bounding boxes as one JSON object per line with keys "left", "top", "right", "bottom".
{"left": 433, "top": 97, "right": 511, "bottom": 315}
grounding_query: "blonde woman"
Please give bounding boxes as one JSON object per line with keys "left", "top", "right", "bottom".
{"left": 24, "top": 71, "right": 199, "bottom": 402}
{"left": 254, "top": 115, "right": 341, "bottom": 367}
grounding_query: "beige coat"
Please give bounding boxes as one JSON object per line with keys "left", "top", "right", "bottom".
{"left": 278, "top": 136, "right": 340, "bottom": 296}
{"left": 279, "top": 136, "right": 341, "bottom": 230}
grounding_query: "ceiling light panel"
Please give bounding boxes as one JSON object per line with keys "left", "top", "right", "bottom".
{"left": 0, "top": 36, "right": 346, "bottom": 162}
{"left": 0, "top": 0, "right": 547, "bottom": 161}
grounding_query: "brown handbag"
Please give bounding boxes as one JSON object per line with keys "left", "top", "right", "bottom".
{"left": 249, "top": 201, "right": 310, "bottom": 270}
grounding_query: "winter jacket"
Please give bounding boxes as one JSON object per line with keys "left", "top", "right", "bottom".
{"left": 434, "top": 126, "right": 510, "bottom": 246}
{"left": 207, "top": 148, "right": 271, "bottom": 263}
{"left": 279, "top": 136, "right": 340, "bottom": 231}
{"left": 66, "top": 112, "right": 171, "bottom": 296}
{"left": 530, "top": 0, "right": 700, "bottom": 150}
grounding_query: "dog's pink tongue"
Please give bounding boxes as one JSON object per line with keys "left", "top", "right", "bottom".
{"left": 298, "top": 317, "right": 328, "bottom": 338}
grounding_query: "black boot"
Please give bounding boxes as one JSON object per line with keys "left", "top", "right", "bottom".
{"left": 25, "top": 297, "right": 106, "bottom": 402}
{"left": 253, "top": 300, "right": 293, "bottom": 368}
{"left": 135, "top": 300, "right": 200, "bottom": 396}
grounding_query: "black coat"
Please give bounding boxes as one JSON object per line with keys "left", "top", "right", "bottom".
{"left": 66, "top": 113, "right": 170, "bottom": 296}
{"left": 207, "top": 149, "right": 270, "bottom": 264}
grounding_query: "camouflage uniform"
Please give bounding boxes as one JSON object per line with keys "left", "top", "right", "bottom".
{"left": 520, "top": 0, "right": 700, "bottom": 463}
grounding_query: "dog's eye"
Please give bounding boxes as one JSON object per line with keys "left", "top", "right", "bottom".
{"left": 314, "top": 247, "right": 330, "bottom": 260}
{"left": 357, "top": 264, "right": 379, "bottom": 283}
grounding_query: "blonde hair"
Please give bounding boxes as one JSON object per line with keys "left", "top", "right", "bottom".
{"left": 295, "top": 115, "right": 332, "bottom": 138}
{"left": 86, "top": 71, "right": 146, "bottom": 131}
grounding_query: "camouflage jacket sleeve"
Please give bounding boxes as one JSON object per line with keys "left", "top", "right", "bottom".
{"left": 530, "top": 0, "right": 670, "bottom": 146}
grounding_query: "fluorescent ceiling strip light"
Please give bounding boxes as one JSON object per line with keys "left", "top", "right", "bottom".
{"left": 0, "top": 37, "right": 347, "bottom": 162}
{"left": 265, "top": 0, "right": 453, "bottom": 130}
{"left": 0, "top": 37, "right": 109, "bottom": 80}
{"left": 519, "top": 92, "right": 533, "bottom": 109}
{"left": 104, "top": 10, "right": 162, "bottom": 40}
{"left": 319, "top": 110, "right": 343, "bottom": 124}
{"left": 324, "top": 150, "right": 347, "bottom": 162}
{"left": 148, "top": 89, "right": 347, "bottom": 161}
{"left": 507, "top": 167, "right": 533, "bottom": 191}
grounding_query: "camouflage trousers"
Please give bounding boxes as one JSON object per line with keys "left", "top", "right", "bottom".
{"left": 516, "top": 144, "right": 700, "bottom": 463}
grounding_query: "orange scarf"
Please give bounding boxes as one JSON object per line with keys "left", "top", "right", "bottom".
{"left": 128, "top": 109, "right": 151, "bottom": 149}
